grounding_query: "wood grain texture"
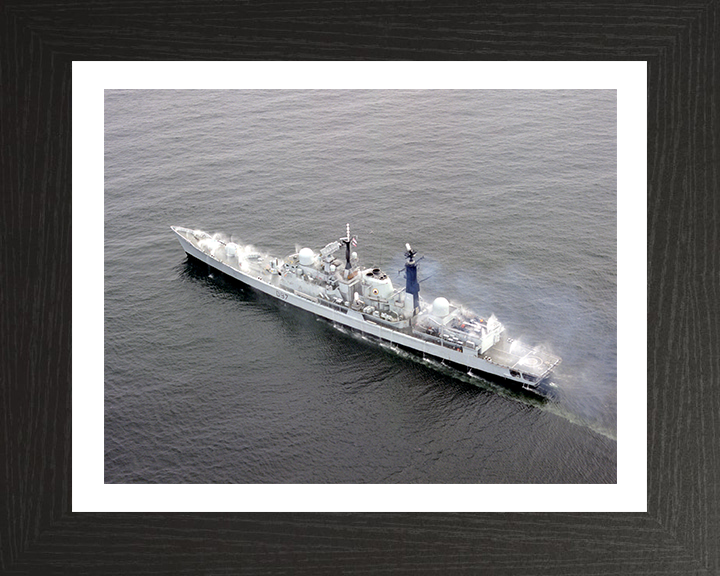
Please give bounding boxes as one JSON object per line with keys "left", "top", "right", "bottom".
{"left": 1, "top": 1, "right": 718, "bottom": 574}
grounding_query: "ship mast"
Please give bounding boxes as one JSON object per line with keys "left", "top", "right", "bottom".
{"left": 340, "top": 223, "right": 357, "bottom": 270}
{"left": 404, "top": 243, "right": 420, "bottom": 314}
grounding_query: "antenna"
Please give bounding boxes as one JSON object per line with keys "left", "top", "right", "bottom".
{"left": 404, "top": 243, "right": 418, "bottom": 260}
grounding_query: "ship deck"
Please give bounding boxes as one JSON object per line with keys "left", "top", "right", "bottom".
{"left": 483, "top": 335, "right": 560, "bottom": 380}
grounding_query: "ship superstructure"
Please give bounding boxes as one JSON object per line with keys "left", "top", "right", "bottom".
{"left": 171, "top": 225, "right": 560, "bottom": 394}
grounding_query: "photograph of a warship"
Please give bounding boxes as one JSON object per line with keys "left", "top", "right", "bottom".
{"left": 172, "top": 224, "right": 561, "bottom": 395}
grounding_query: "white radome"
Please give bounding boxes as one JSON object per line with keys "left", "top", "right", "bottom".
{"left": 432, "top": 297, "right": 450, "bottom": 317}
{"left": 299, "top": 247, "right": 315, "bottom": 266}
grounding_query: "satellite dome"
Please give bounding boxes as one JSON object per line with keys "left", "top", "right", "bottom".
{"left": 432, "top": 297, "right": 450, "bottom": 317}
{"left": 299, "top": 247, "right": 315, "bottom": 266}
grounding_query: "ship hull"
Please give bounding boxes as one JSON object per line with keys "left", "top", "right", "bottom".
{"left": 173, "top": 227, "right": 553, "bottom": 396}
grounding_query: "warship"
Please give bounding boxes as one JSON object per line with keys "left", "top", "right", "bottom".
{"left": 171, "top": 224, "right": 561, "bottom": 395}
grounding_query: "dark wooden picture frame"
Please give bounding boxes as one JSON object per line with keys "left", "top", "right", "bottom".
{"left": 2, "top": 2, "right": 717, "bottom": 574}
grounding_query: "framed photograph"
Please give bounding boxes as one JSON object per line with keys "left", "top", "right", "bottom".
{"left": 2, "top": 3, "right": 716, "bottom": 574}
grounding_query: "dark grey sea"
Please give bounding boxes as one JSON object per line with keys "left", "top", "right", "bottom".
{"left": 104, "top": 89, "right": 617, "bottom": 484}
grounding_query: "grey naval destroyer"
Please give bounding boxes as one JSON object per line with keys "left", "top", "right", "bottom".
{"left": 172, "top": 224, "right": 561, "bottom": 396}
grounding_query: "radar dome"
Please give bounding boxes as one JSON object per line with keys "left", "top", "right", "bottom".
{"left": 432, "top": 297, "right": 450, "bottom": 317}
{"left": 299, "top": 247, "right": 315, "bottom": 266}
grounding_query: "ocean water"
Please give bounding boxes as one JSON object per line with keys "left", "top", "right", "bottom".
{"left": 104, "top": 89, "right": 617, "bottom": 484}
